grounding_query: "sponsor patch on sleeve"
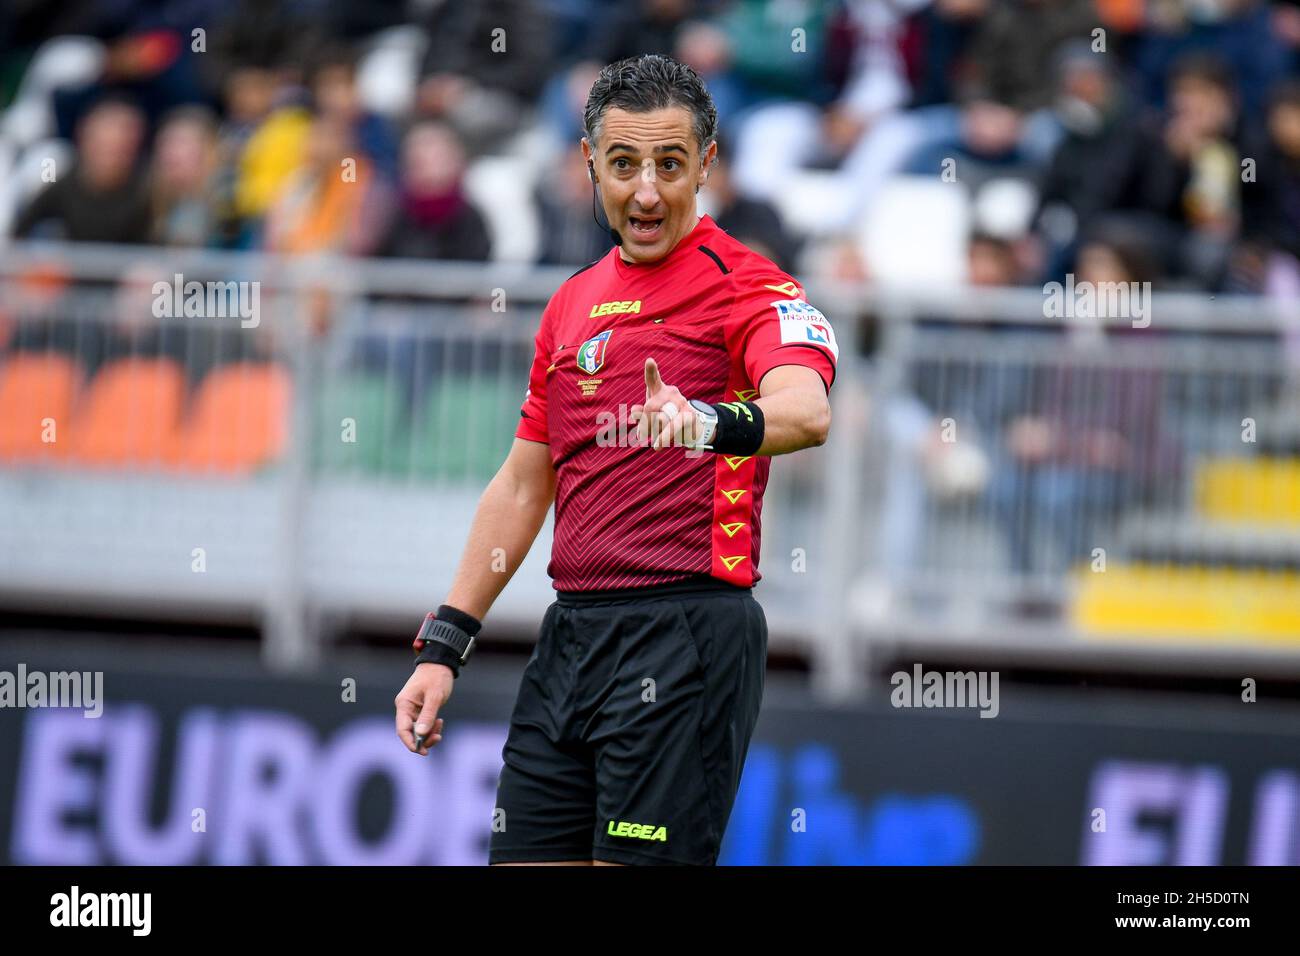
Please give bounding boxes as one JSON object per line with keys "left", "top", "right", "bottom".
{"left": 771, "top": 299, "right": 839, "bottom": 361}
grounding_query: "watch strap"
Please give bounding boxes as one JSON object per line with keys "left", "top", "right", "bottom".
{"left": 413, "top": 612, "right": 475, "bottom": 666}
{"left": 687, "top": 399, "right": 719, "bottom": 450}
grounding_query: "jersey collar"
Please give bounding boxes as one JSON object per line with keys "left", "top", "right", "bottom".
{"left": 611, "top": 214, "right": 720, "bottom": 279}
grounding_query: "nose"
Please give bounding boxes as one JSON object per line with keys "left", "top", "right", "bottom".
{"left": 633, "top": 161, "right": 662, "bottom": 210}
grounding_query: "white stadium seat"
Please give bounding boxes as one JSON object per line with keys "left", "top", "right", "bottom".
{"left": 463, "top": 155, "right": 541, "bottom": 263}
{"left": 765, "top": 170, "right": 848, "bottom": 241}
{"left": 356, "top": 26, "right": 428, "bottom": 120}
{"left": 973, "top": 177, "right": 1039, "bottom": 241}
{"left": 858, "top": 175, "right": 970, "bottom": 286}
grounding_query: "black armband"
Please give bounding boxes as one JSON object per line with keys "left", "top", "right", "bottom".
{"left": 710, "top": 400, "right": 765, "bottom": 456}
{"left": 435, "top": 604, "right": 482, "bottom": 637}
{"left": 413, "top": 604, "right": 482, "bottom": 677}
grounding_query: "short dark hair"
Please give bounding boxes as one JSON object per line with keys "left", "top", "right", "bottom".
{"left": 1169, "top": 51, "right": 1235, "bottom": 97}
{"left": 307, "top": 40, "right": 359, "bottom": 85}
{"left": 1270, "top": 79, "right": 1300, "bottom": 113}
{"left": 583, "top": 54, "right": 718, "bottom": 163}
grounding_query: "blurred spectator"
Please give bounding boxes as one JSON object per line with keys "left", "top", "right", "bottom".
{"left": 905, "top": 0, "right": 993, "bottom": 109}
{"left": 799, "top": 0, "right": 1093, "bottom": 230}
{"left": 265, "top": 112, "right": 391, "bottom": 256}
{"left": 537, "top": 1, "right": 727, "bottom": 149}
{"left": 967, "top": 231, "right": 1027, "bottom": 287}
{"left": 1236, "top": 80, "right": 1300, "bottom": 295}
{"left": 376, "top": 121, "right": 492, "bottom": 262}
{"left": 213, "top": 65, "right": 312, "bottom": 247}
{"left": 730, "top": 0, "right": 916, "bottom": 205}
{"left": 987, "top": 226, "right": 1175, "bottom": 581}
{"left": 202, "top": 0, "right": 318, "bottom": 103}
{"left": 309, "top": 0, "right": 408, "bottom": 42}
{"left": 961, "top": 0, "right": 1098, "bottom": 115}
{"left": 867, "top": 230, "right": 1020, "bottom": 602}
{"left": 536, "top": 59, "right": 605, "bottom": 155}
{"left": 5, "top": 0, "right": 1300, "bottom": 297}
{"left": 1137, "top": 52, "right": 1242, "bottom": 284}
{"left": 14, "top": 95, "right": 151, "bottom": 243}
{"left": 712, "top": 0, "right": 842, "bottom": 119}
{"left": 1034, "top": 42, "right": 1162, "bottom": 281}
{"left": 1134, "top": 0, "right": 1292, "bottom": 117}
{"left": 150, "top": 105, "right": 220, "bottom": 247}
{"left": 582, "top": 0, "right": 715, "bottom": 66}
{"left": 42, "top": 2, "right": 215, "bottom": 138}
{"left": 704, "top": 135, "right": 797, "bottom": 272}
{"left": 1072, "top": 224, "right": 1164, "bottom": 292}
{"left": 416, "top": 0, "right": 554, "bottom": 155}
{"left": 309, "top": 43, "right": 400, "bottom": 184}
{"left": 903, "top": 95, "right": 1035, "bottom": 195}
{"left": 533, "top": 145, "right": 615, "bottom": 267}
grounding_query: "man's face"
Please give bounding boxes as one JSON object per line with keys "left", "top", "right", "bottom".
{"left": 403, "top": 123, "right": 463, "bottom": 194}
{"left": 78, "top": 104, "right": 145, "bottom": 189}
{"left": 1269, "top": 101, "right": 1300, "bottom": 158}
{"left": 1171, "top": 77, "right": 1233, "bottom": 137}
{"left": 582, "top": 106, "right": 714, "bottom": 263}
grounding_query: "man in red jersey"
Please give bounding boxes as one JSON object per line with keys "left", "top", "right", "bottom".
{"left": 394, "top": 54, "right": 837, "bottom": 866}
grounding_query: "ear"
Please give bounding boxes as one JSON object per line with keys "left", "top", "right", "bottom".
{"left": 699, "top": 139, "right": 718, "bottom": 190}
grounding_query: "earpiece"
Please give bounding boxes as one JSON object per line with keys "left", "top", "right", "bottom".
{"left": 587, "top": 160, "right": 596, "bottom": 184}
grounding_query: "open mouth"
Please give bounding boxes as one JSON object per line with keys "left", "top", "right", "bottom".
{"left": 628, "top": 216, "right": 664, "bottom": 240}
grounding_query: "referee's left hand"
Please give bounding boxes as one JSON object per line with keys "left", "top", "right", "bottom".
{"left": 631, "top": 357, "right": 698, "bottom": 450}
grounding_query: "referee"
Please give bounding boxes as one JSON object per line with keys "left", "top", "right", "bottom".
{"left": 394, "top": 54, "right": 838, "bottom": 866}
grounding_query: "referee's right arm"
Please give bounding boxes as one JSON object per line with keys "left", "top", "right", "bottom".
{"left": 396, "top": 437, "right": 554, "bottom": 755}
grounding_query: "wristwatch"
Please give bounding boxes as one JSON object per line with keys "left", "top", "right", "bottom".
{"left": 413, "top": 612, "right": 476, "bottom": 666}
{"left": 687, "top": 399, "right": 719, "bottom": 450}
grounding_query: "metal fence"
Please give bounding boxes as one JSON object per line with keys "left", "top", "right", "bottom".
{"left": 2, "top": 241, "right": 1299, "bottom": 699}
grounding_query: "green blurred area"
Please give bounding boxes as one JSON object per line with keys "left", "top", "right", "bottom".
{"left": 312, "top": 373, "right": 516, "bottom": 483}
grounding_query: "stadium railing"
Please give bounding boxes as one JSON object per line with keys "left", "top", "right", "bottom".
{"left": 2, "top": 241, "right": 1298, "bottom": 699}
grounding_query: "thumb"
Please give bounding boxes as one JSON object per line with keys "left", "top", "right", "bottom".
{"left": 645, "top": 357, "right": 663, "bottom": 397}
{"left": 414, "top": 699, "right": 440, "bottom": 736}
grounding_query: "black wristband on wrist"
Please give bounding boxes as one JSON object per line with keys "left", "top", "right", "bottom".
{"left": 415, "top": 639, "right": 466, "bottom": 676}
{"left": 709, "top": 400, "right": 765, "bottom": 456}
{"left": 413, "top": 604, "right": 482, "bottom": 677}
{"left": 435, "top": 604, "right": 481, "bottom": 637}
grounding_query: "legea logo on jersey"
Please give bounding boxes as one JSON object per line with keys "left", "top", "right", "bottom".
{"left": 772, "top": 299, "right": 839, "bottom": 360}
{"left": 576, "top": 329, "right": 613, "bottom": 374}
{"left": 589, "top": 299, "right": 642, "bottom": 317}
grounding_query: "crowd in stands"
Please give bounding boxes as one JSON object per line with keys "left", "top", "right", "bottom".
{"left": 0, "top": 0, "right": 1297, "bottom": 293}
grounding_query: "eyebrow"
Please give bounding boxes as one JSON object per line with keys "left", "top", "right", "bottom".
{"left": 604, "top": 142, "right": 689, "bottom": 156}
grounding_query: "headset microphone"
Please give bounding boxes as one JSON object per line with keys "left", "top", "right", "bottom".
{"left": 588, "top": 160, "right": 622, "bottom": 247}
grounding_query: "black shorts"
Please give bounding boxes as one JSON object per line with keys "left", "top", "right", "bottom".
{"left": 488, "top": 576, "right": 768, "bottom": 866}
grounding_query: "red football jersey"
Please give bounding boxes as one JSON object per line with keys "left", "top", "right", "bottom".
{"left": 516, "top": 214, "right": 837, "bottom": 591}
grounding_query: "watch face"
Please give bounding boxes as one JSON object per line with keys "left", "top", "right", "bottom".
{"left": 689, "top": 399, "right": 715, "bottom": 421}
{"left": 688, "top": 400, "right": 717, "bottom": 448}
